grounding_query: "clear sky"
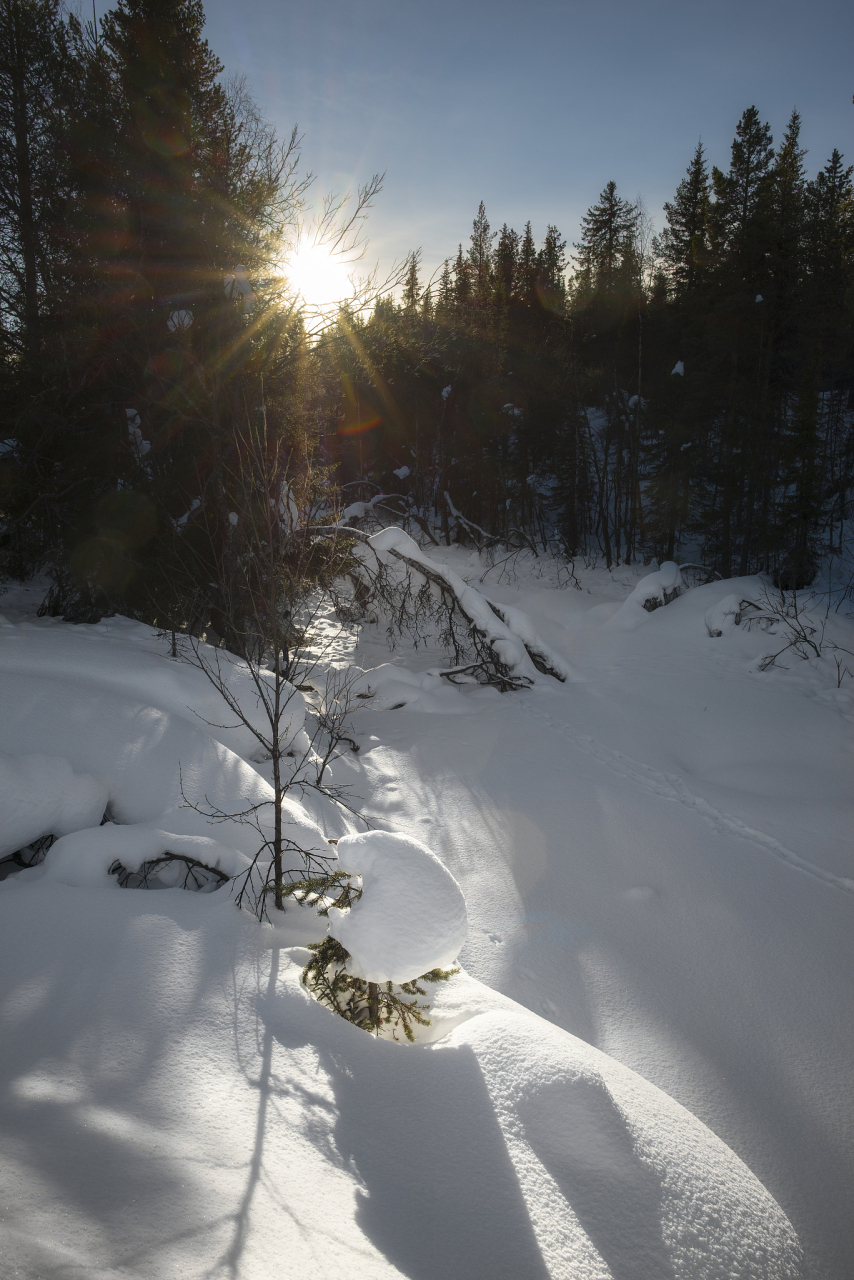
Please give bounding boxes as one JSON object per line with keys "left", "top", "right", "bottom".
{"left": 146, "top": 1, "right": 854, "bottom": 283}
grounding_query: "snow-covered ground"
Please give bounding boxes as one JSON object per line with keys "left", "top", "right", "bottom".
{"left": 1, "top": 554, "right": 852, "bottom": 1280}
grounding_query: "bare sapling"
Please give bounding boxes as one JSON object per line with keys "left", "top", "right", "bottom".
{"left": 162, "top": 407, "right": 368, "bottom": 920}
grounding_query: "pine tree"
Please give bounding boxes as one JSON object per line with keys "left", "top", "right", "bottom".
{"left": 435, "top": 258, "right": 453, "bottom": 316}
{"left": 518, "top": 220, "right": 537, "bottom": 305}
{"left": 536, "top": 224, "right": 567, "bottom": 311}
{"left": 804, "top": 148, "right": 854, "bottom": 366}
{"left": 452, "top": 242, "right": 470, "bottom": 309}
{"left": 401, "top": 252, "right": 420, "bottom": 312}
{"left": 494, "top": 222, "right": 518, "bottom": 299}
{"left": 708, "top": 105, "right": 774, "bottom": 282}
{"left": 99, "top": 0, "right": 227, "bottom": 308}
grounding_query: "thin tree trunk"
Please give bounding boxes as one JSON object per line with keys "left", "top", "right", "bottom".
{"left": 10, "top": 5, "right": 39, "bottom": 357}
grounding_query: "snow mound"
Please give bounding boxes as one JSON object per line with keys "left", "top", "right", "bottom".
{"left": 42, "top": 822, "right": 252, "bottom": 888}
{"left": 443, "top": 1005, "right": 804, "bottom": 1280}
{"left": 0, "top": 667, "right": 326, "bottom": 870}
{"left": 0, "top": 751, "right": 108, "bottom": 858}
{"left": 0, "top": 616, "right": 307, "bottom": 762}
{"left": 705, "top": 592, "right": 745, "bottom": 637}
{"left": 608, "top": 561, "right": 687, "bottom": 630}
{"left": 327, "top": 831, "right": 468, "bottom": 982}
{"left": 350, "top": 662, "right": 472, "bottom": 712}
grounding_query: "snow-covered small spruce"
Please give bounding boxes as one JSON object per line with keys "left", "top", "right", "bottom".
{"left": 302, "top": 832, "right": 467, "bottom": 1040}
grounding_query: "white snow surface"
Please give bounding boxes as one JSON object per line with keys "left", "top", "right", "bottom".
{"left": 2, "top": 559, "right": 853, "bottom": 1277}
{"left": 0, "top": 614, "right": 306, "bottom": 762}
{"left": 327, "top": 830, "right": 468, "bottom": 982}
{"left": 0, "top": 619, "right": 322, "bottom": 869}
{"left": 350, "top": 661, "right": 473, "bottom": 712}
{"left": 0, "top": 750, "right": 107, "bottom": 858}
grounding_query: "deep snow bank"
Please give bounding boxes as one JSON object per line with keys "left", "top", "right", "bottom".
{"left": 0, "top": 750, "right": 107, "bottom": 858}
{"left": 0, "top": 613, "right": 307, "bottom": 762}
{"left": 0, "top": 586, "right": 815, "bottom": 1278}
{"left": 0, "top": 875, "right": 804, "bottom": 1280}
{"left": 0, "top": 617, "right": 329, "bottom": 872}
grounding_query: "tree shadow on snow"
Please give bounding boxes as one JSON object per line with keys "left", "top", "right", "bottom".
{"left": 0, "top": 884, "right": 245, "bottom": 1277}
{"left": 259, "top": 986, "right": 551, "bottom": 1280}
{"left": 519, "top": 1074, "right": 675, "bottom": 1280}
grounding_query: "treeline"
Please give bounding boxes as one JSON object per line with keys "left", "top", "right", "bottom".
{"left": 328, "top": 108, "right": 854, "bottom": 585}
{"left": 0, "top": 0, "right": 852, "bottom": 633}
{"left": 0, "top": 0, "right": 343, "bottom": 624}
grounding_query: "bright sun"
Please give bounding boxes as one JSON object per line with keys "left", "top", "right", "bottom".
{"left": 284, "top": 240, "right": 353, "bottom": 310}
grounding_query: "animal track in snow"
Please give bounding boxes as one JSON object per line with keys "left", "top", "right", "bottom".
{"left": 526, "top": 702, "right": 854, "bottom": 896}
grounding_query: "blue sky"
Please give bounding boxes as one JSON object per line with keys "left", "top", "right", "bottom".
{"left": 169, "top": 1, "right": 854, "bottom": 281}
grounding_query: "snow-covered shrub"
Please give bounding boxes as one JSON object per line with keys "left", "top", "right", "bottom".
{"left": 0, "top": 750, "right": 107, "bottom": 860}
{"left": 110, "top": 853, "right": 230, "bottom": 892}
{"left": 632, "top": 561, "right": 687, "bottom": 613}
{"left": 328, "top": 832, "right": 467, "bottom": 980}
{"left": 319, "top": 523, "right": 569, "bottom": 690}
{"left": 42, "top": 823, "right": 252, "bottom": 889}
{"left": 301, "top": 938, "right": 458, "bottom": 1041}
{"left": 741, "top": 586, "right": 829, "bottom": 671}
{"left": 704, "top": 593, "right": 744, "bottom": 637}
{"left": 302, "top": 831, "right": 467, "bottom": 1040}
{"left": 608, "top": 562, "right": 689, "bottom": 630}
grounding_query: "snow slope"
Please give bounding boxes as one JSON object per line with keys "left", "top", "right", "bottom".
{"left": 349, "top": 555, "right": 854, "bottom": 1280}
{"left": 0, "top": 879, "right": 802, "bottom": 1280}
{"left": 1, "top": 563, "right": 851, "bottom": 1278}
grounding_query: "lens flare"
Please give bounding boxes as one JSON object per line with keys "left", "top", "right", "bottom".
{"left": 339, "top": 415, "right": 381, "bottom": 436}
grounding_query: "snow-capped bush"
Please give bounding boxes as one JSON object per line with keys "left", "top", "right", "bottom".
{"left": 301, "top": 831, "right": 467, "bottom": 1040}
{"left": 704, "top": 593, "right": 744, "bottom": 637}
{"left": 41, "top": 822, "right": 251, "bottom": 889}
{"left": 608, "top": 562, "right": 688, "bottom": 630}
{"left": 327, "top": 831, "right": 467, "bottom": 983}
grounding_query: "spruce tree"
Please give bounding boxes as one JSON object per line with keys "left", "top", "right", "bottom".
{"left": 708, "top": 105, "right": 774, "bottom": 281}
{"left": 573, "top": 180, "right": 638, "bottom": 295}
{"left": 467, "top": 200, "right": 494, "bottom": 309}
{"left": 657, "top": 140, "right": 709, "bottom": 296}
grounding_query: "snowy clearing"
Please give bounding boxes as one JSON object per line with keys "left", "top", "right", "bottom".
{"left": 1, "top": 554, "right": 852, "bottom": 1279}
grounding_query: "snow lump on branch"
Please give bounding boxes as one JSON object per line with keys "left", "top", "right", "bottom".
{"left": 326, "top": 831, "right": 467, "bottom": 983}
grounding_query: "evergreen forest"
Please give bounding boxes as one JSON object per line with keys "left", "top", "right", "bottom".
{"left": 1, "top": 0, "right": 853, "bottom": 631}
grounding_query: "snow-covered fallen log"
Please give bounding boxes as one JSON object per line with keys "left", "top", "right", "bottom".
{"left": 305, "top": 524, "right": 570, "bottom": 689}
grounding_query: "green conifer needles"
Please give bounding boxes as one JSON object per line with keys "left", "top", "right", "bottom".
{"left": 301, "top": 936, "right": 458, "bottom": 1043}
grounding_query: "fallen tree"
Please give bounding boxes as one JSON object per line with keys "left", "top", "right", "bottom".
{"left": 302, "top": 524, "right": 570, "bottom": 690}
